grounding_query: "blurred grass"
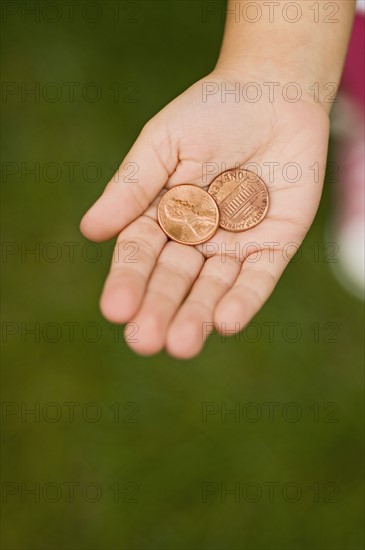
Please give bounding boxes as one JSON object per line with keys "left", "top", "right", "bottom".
{"left": 1, "top": 1, "right": 364, "bottom": 549}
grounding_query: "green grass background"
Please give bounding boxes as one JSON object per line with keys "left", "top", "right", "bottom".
{"left": 1, "top": 1, "right": 364, "bottom": 549}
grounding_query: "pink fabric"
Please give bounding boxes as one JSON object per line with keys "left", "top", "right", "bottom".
{"left": 340, "top": 14, "right": 365, "bottom": 107}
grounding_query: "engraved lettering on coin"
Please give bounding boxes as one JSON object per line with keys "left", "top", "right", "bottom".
{"left": 208, "top": 169, "right": 269, "bottom": 231}
{"left": 157, "top": 184, "right": 220, "bottom": 245}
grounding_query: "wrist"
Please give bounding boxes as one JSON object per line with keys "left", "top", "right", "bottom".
{"left": 213, "top": 58, "right": 335, "bottom": 115}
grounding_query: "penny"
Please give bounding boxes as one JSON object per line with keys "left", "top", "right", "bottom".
{"left": 157, "top": 184, "right": 220, "bottom": 245}
{"left": 208, "top": 169, "right": 269, "bottom": 232}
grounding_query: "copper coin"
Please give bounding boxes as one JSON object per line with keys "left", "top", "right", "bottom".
{"left": 157, "top": 184, "right": 220, "bottom": 245}
{"left": 208, "top": 169, "right": 269, "bottom": 232}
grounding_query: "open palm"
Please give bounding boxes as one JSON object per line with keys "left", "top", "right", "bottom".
{"left": 80, "top": 71, "right": 330, "bottom": 358}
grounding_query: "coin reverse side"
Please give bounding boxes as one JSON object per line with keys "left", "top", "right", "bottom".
{"left": 208, "top": 169, "right": 269, "bottom": 232}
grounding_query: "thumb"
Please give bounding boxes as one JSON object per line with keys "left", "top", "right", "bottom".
{"left": 80, "top": 120, "right": 177, "bottom": 242}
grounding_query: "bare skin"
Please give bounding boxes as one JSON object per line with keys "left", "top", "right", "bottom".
{"left": 80, "top": 1, "right": 355, "bottom": 358}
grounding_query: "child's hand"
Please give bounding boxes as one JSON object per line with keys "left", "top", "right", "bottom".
{"left": 80, "top": 69, "right": 329, "bottom": 358}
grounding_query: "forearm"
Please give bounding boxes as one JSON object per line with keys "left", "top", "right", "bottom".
{"left": 216, "top": 0, "right": 356, "bottom": 111}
